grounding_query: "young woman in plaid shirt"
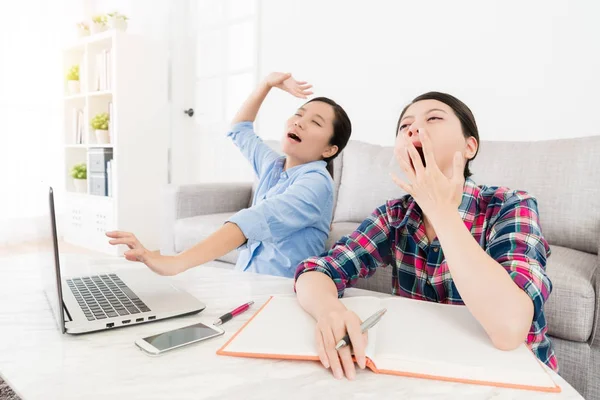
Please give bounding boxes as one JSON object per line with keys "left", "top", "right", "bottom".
{"left": 295, "top": 92, "right": 556, "bottom": 380}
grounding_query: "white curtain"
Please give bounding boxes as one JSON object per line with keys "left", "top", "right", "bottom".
{"left": 0, "top": 1, "right": 73, "bottom": 245}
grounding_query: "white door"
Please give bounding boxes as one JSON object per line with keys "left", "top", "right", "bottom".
{"left": 168, "top": 0, "right": 260, "bottom": 185}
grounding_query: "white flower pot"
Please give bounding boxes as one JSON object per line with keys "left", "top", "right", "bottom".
{"left": 73, "top": 178, "right": 87, "bottom": 193}
{"left": 95, "top": 129, "right": 110, "bottom": 144}
{"left": 108, "top": 17, "right": 128, "bottom": 32}
{"left": 67, "top": 80, "right": 80, "bottom": 95}
{"left": 90, "top": 22, "right": 106, "bottom": 34}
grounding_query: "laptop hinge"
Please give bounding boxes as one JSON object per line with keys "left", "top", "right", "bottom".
{"left": 63, "top": 301, "right": 73, "bottom": 322}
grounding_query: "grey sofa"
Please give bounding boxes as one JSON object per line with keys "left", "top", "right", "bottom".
{"left": 161, "top": 137, "right": 600, "bottom": 399}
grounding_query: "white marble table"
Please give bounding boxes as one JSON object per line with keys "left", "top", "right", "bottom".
{"left": 0, "top": 253, "right": 583, "bottom": 400}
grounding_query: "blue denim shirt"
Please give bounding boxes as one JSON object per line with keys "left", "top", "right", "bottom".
{"left": 226, "top": 121, "right": 334, "bottom": 278}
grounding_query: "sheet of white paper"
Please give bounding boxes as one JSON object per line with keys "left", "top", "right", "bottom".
{"left": 222, "top": 295, "right": 382, "bottom": 359}
{"left": 373, "top": 297, "right": 556, "bottom": 388}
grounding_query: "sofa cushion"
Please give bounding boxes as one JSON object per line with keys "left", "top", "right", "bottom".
{"left": 334, "top": 141, "right": 407, "bottom": 223}
{"left": 544, "top": 245, "right": 597, "bottom": 342}
{"left": 470, "top": 136, "right": 600, "bottom": 255}
{"left": 327, "top": 221, "right": 394, "bottom": 293}
{"left": 174, "top": 212, "right": 239, "bottom": 264}
{"left": 327, "top": 222, "right": 360, "bottom": 250}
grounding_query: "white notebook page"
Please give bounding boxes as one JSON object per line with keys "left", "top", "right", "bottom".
{"left": 372, "top": 297, "right": 556, "bottom": 388}
{"left": 222, "top": 295, "right": 381, "bottom": 358}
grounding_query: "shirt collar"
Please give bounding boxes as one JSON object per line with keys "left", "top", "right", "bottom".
{"left": 276, "top": 156, "right": 327, "bottom": 176}
{"left": 390, "top": 178, "right": 480, "bottom": 233}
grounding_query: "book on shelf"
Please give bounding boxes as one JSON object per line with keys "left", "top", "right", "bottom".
{"left": 95, "top": 49, "right": 112, "bottom": 91}
{"left": 108, "top": 101, "right": 114, "bottom": 132}
{"left": 71, "top": 108, "right": 84, "bottom": 144}
{"left": 106, "top": 160, "right": 113, "bottom": 197}
{"left": 106, "top": 49, "right": 112, "bottom": 90}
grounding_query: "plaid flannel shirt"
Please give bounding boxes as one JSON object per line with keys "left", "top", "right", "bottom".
{"left": 295, "top": 178, "right": 558, "bottom": 371}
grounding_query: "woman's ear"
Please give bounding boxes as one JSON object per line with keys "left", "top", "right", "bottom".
{"left": 322, "top": 145, "right": 339, "bottom": 159}
{"left": 465, "top": 137, "right": 478, "bottom": 160}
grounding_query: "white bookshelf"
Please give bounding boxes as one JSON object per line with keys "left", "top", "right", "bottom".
{"left": 62, "top": 30, "right": 168, "bottom": 255}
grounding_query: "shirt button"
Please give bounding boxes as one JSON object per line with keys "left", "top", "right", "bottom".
{"left": 426, "top": 280, "right": 432, "bottom": 286}
{"left": 433, "top": 247, "right": 439, "bottom": 253}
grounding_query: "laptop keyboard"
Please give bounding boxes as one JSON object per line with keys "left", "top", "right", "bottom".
{"left": 66, "top": 274, "right": 151, "bottom": 321}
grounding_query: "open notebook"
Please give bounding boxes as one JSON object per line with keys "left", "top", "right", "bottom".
{"left": 217, "top": 295, "right": 560, "bottom": 393}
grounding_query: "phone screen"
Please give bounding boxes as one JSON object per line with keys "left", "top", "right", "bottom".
{"left": 142, "top": 323, "right": 222, "bottom": 352}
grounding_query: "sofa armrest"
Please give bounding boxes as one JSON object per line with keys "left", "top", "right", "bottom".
{"left": 160, "top": 182, "right": 253, "bottom": 255}
{"left": 591, "top": 252, "right": 600, "bottom": 348}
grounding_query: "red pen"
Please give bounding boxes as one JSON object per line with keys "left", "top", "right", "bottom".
{"left": 213, "top": 301, "right": 254, "bottom": 326}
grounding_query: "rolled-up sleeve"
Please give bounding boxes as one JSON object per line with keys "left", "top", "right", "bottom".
{"left": 485, "top": 194, "right": 552, "bottom": 322}
{"left": 294, "top": 204, "right": 394, "bottom": 297}
{"left": 228, "top": 172, "right": 333, "bottom": 243}
{"left": 227, "top": 121, "right": 280, "bottom": 179}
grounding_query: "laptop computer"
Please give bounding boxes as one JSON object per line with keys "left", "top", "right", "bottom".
{"left": 42, "top": 187, "right": 206, "bottom": 334}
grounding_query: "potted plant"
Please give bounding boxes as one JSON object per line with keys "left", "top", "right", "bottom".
{"left": 70, "top": 163, "right": 87, "bottom": 193}
{"left": 66, "top": 65, "right": 80, "bottom": 95}
{"left": 76, "top": 22, "right": 90, "bottom": 37}
{"left": 91, "top": 112, "right": 110, "bottom": 144}
{"left": 90, "top": 14, "right": 107, "bottom": 34}
{"left": 107, "top": 12, "right": 129, "bottom": 31}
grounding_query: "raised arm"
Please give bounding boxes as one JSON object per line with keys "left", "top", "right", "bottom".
{"left": 232, "top": 72, "right": 313, "bottom": 124}
{"left": 228, "top": 72, "right": 313, "bottom": 178}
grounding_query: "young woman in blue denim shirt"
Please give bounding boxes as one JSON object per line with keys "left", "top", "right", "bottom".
{"left": 107, "top": 72, "right": 352, "bottom": 278}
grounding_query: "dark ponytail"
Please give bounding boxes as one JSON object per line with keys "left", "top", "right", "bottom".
{"left": 326, "top": 160, "right": 334, "bottom": 178}
{"left": 304, "top": 97, "right": 352, "bottom": 179}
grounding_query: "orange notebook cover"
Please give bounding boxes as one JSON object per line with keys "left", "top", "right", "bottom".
{"left": 217, "top": 295, "right": 560, "bottom": 393}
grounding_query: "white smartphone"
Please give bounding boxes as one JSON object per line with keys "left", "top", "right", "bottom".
{"left": 135, "top": 322, "right": 225, "bottom": 355}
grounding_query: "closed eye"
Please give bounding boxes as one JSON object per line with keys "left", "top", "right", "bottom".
{"left": 294, "top": 113, "right": 302, "bottom": 117}
{"left": 399, "top": 124, "right": 408, "bottom": 130}
{"left": 428, "top": 116, "right": 442, "bottom": 121}
{"left": 312, "top": 120, "right": 322, "bottom": 127}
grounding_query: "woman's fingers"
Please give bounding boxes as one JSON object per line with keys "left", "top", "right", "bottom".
{"left": 337, "top": 345, "right": 356, "bottom": 380}
{"left": 106, "top": 231, "right": 131, "bottom": 239}
{"left": 294, "top": 88, "right": 312, "bottom": 98}
{"left": 390, "top": 173, "right": 413, "bottom": 195}
{"left": 331, "top": 316, "right": 356, "bottom": 380}
{"left": 321, "top": 327, "right": 343, "bottom": 379}
{"left": 345, "top": 317, "right": 366, "bottom": 369}
{"left": 315, "top": 327, "right": 330, "bottom": 369}
{"left": 108, "top": 238, "right": 137, "bottom": 249}
{"left": 406, "top": 140, "right": 425, "bottom": 176}
{"left": 395, "top": 148, "right": 416, "bottom": 182}
{"left": 124, "top": 248, "right": 144, "bottom": 262}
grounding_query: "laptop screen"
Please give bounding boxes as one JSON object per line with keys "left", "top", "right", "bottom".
{"left": 39, "top": 187, "right": 66, "bottom": 333}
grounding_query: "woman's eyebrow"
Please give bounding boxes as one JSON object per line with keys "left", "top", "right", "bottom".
{"left": 401, "top": 108, "right": 448, "bottom": 123}
{"left": 427, "top": 108, "right": 448, "bottom": 114}
{"left": 314, "top": 114, "right": 326, "bottom": 124}
{"left": 298, "top": 107, "right": 326, "bottom": 124}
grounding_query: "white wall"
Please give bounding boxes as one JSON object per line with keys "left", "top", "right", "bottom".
{"left": 87, "top": 0, "right": 600, "bottom": 185}
{"left": 257, "top": 0, "right": 600, "bottom": 147}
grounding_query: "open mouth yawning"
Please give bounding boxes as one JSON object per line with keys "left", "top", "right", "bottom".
{"left": 410, "top": 145, "right": 426, "bottom": 169}
{"left": 288, "top": 132, "right": 302, "bottom": 143}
